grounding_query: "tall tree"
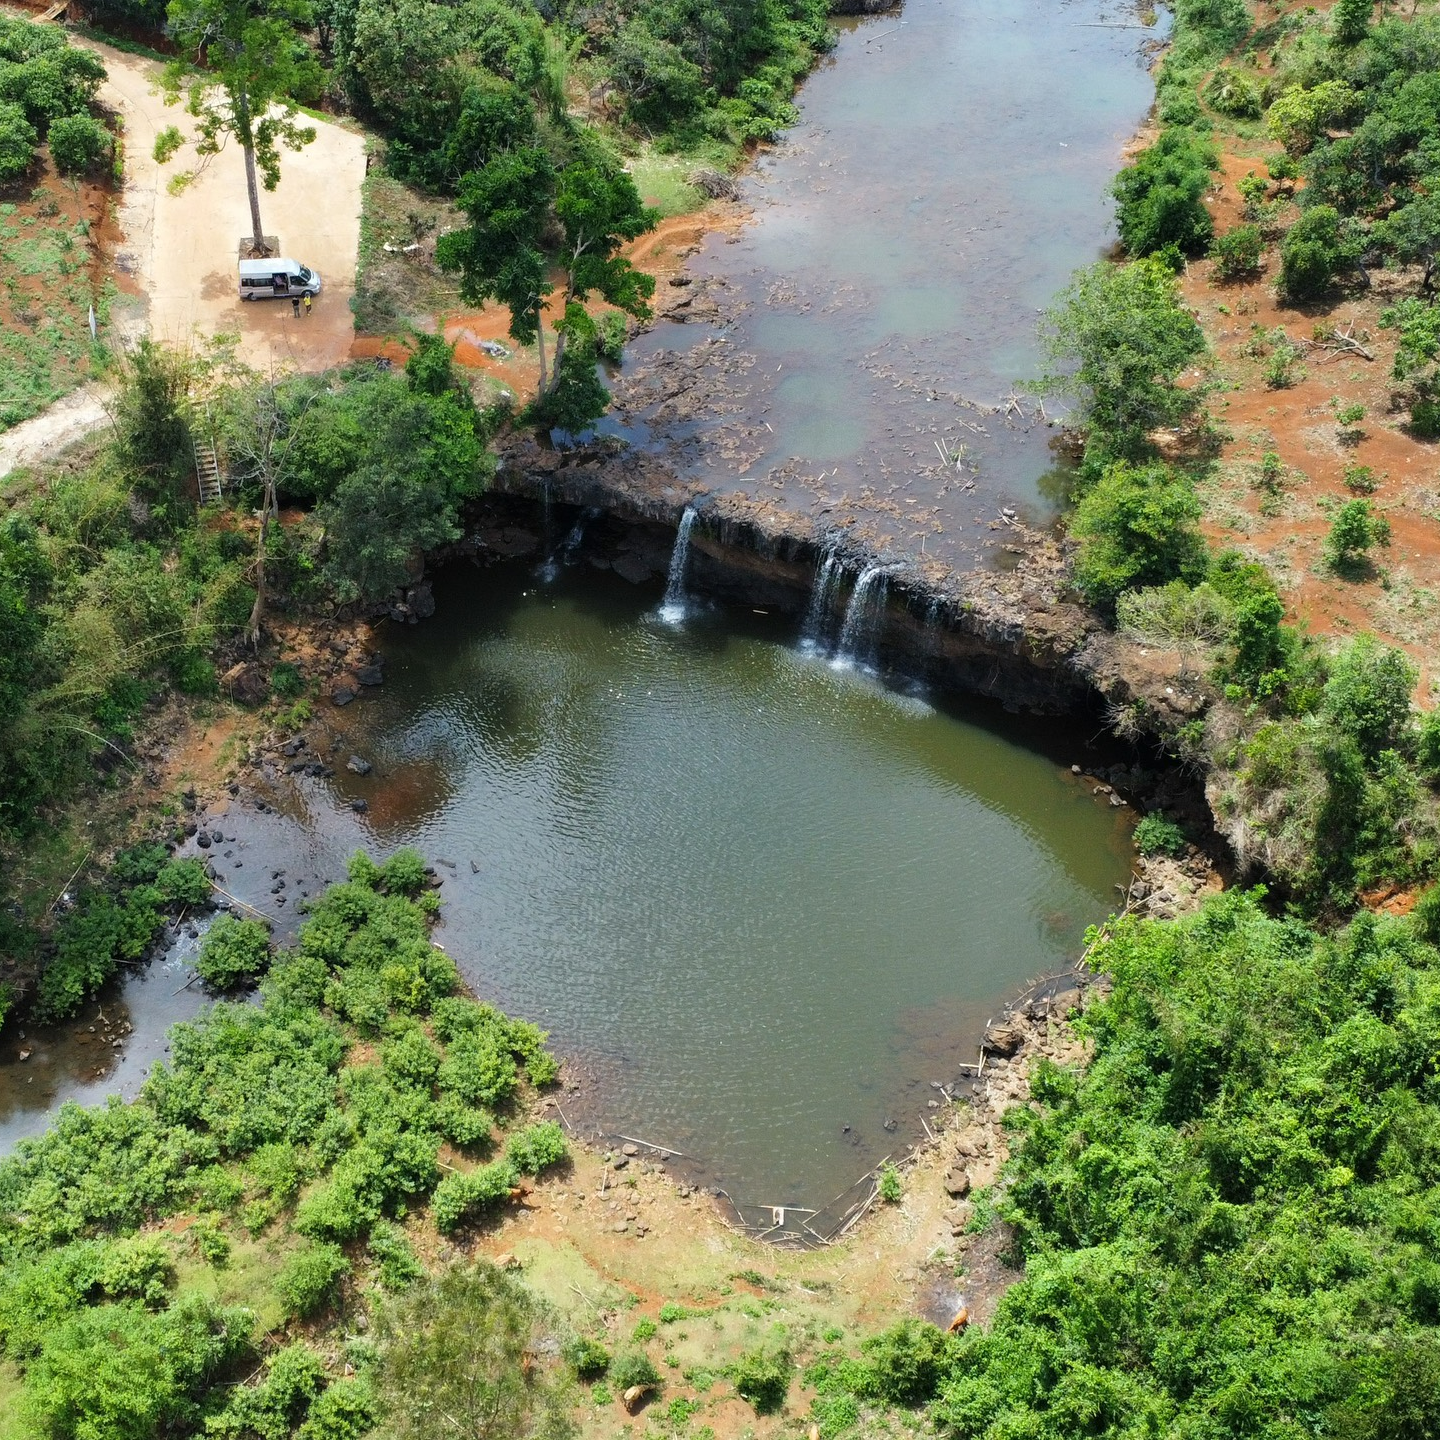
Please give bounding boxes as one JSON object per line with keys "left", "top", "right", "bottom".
{"left": 165, "top": 0, "right": 321, "bottom": 255}
{"left": 438, "top": 143, "right": 657, "bottom": 420}
{"left": 436, "top": 145, "right": 556, "bottom": 387}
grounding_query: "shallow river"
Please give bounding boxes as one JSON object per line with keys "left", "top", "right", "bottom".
{"left": 613, "top": 0, "right": 1159, "bottom": 560}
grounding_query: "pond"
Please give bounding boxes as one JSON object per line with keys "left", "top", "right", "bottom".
{"left": 233, "top": 563, "right": 1132, "bottom": 1206}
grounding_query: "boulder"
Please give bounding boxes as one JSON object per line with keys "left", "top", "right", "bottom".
{"left": 355, "top": 663, "right": 384, "bottom": 687}
{"left": 612, "top": 554, "right": 654, "bottom": 585}
{"left": 983, "top": 1022, "right": 1024, "bottom": 1057}
{"left": 219, "top": 661, "right": 268, "bottom": 706}
{"left": 330, "top": 683, "right": 356, "bottom": 707}
{"left": 347, "top": 756, "right": 372, "bottom": 775}
{"left": 943, "top": 1168, "right": 972, "bottom": 1198}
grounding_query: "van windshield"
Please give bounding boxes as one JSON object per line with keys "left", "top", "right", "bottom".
{"left": 298, "top": 266, "right": 314, "bottom": 284}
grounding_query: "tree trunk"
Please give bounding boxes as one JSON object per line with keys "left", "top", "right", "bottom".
{"left": 535, "top": 314, "right": 548, "bottom": 399}
{"left": 246, "top": 480, "right": 277, "bottom": 647}
{"left": 235, "top": 83, "right": 268, "bottom": 255}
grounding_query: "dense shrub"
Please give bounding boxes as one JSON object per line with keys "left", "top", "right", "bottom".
{"left": 504, "top": 1121, "right": 567, "bottom": 1175}
{"left": 276, "top": 1241, "right": 350, "bottom": 1319}
{"left": 1112, "top": 128, "right": 1218, "bottom": 257}
{"left": 0, "top": 98, "right": 36, "bottom": 179}
{"left": 930, "top": 892, "right": 1440, "bottom": 1436}
{"left": 430, "top": 1159, "right": 516, "bottom": 1233}
{"left": 47, "top": 112, "right": 110, "bottom": 174}
{"left": 732, "top": 1345, "right": 792, "bottom": 1413}
{"left": 1070, "top": 462, "right": 1209, "bottom": 612}
{"left": 1134, "top": 814, "right": 1187, "bottom": 856}
{"left": 565, "top": 1336, "right": 612, "bottom": 1379}
{"left": 1279, "top": 205, "right": 1362, "bottom": 299}
{"left": 1324, "top": 497, "right": 1391, "bottom": 574}
{"left": 609, "top": 1350, "right": 662, "bottom": 1394}
{"left": 1209, "top": 222, "right": 1263, "bottom": 279}
{"left": 195, "top": 915, "right": 272, "bottom": 989}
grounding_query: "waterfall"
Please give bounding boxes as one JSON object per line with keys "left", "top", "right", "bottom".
{"left": 536, "top": 506, "right": 595, "bottom": 584}
{"left": 801, "top": 550, "right": 845, "bottom": 653}
{"left": 658, "top": 506, "right": 698, "bottom": 624}
{"left": 833, "top": 564, "right": 892, "bottom": 670}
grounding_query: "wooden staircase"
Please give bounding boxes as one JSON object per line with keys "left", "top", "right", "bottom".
{"left": 194, "top": 435, "right": 223, "bottom": 506}
{"left": 35, "top": 1, "right": 69, "bottom": 21}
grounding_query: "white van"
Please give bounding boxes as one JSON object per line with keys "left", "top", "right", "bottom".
{"left": 238, "top": 258, "right": 322, "bottom": 300}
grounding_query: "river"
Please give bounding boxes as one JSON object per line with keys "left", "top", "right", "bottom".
{"left": 612, "top": 0, "right": 1159, "bottom": 563}
{"left": 1, "top": 0, "right": 1157, "bottom": 1206}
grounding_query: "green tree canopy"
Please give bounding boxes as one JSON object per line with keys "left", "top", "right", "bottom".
{"left": 1070, "top": 460, "right": 1209, "bottom": 611}
{"left": 164, "top": 0, "right": 321, "bottom": 253}
{"left": 1035, "top": 258, "right": 1207, "bottom": 456}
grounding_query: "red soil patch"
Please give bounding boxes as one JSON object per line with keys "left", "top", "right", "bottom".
{"left": 1183, "top": 156, "right": 1440, "bottom": 674}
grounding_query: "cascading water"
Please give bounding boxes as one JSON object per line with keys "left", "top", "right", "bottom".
{"left": 658, "top": 506, "right": 698, "bottom": 624}
{"left": 832, "top": 564, "right": 892, "bottom": 670}
{"left": 536, "top": 507, "right": 597, "bottom": 584}
{"left": 801, "top": 550, "right": 845, "bottom": 653}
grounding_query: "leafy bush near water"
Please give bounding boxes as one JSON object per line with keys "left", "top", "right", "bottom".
{"left": 0, "top": 853, "right": 562, "bottom": 1435}
{"left": 920, "top": 891, "right": 1440, "bottom": 1436}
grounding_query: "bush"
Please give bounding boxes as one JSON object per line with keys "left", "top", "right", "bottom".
{"left": 1112, "top": 128, "right": 1218, "bottom": 257}
{"left": 504, "top": 1121, "right": 567, "bottom": 1175}
{"left": 276, "top": 1241, "right": 350, "bottom": 1319}
{"left": 367, "top": 1221, "right": 422, "bottom": 1290}
{"left": 374, "top": 1264, "right": 555, "bottom": 1440}
{"left": 1070, "top": 462, "right": 1209, "bottom": 612}
{"left": 733, "top": 1346, "right": 791, "bottom": 1414}
{"left": 609, "top": 1351, "right": 661, "bottom": 1395}
{"left": 859, "top": 1319, "right": 951, "bottom": 1404}
{"left": 195, "top": 915, "right": 271, "bottom": 989}
{"left": 878, "top": 1163, "right": 902, "bottom": 1202}
{"left": 1321, "top": 633, "right": 1416, "bottom": 761}
{"left": 1279, "top": 206, "right": 1360, "bottom": 300}
{"left": 379, "top": 847, "right": 428, "bottom": 895}
{"left": 47, "top": 112, "right": 110, "bottom": 174}
{"left": 430, "top": 1159, "right": 516, "bottom": 1233}
{"left": 438, "top": 1030, "right": 518, "bottom": 1109}
{"left": 564, "top": 1336, "right": 611, "bottom": 1379}
{"left": 1209, "top": 223, "right": 1263, "bottom": 279}
{"left": 1324, "top": 498, "right": 1391, "bottom": 574}
{"left": 1134, "top": 813, "right": 1187, "bottom": 856}
{"left": 0, "top": 99, "right": 36, "bottom": 180}
{"left": 1204, "top": 66, "right": 1264, "bottom": 118}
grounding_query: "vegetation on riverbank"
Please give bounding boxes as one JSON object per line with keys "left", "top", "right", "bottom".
{"left": 1035, "top": 0, "right": 1440, "bottom": 916}
{"left": 0, "top": 851, "right": 571, "bottom": 1438}
{"left": 0, "top": 333, "right": 501, "bottom": 1027}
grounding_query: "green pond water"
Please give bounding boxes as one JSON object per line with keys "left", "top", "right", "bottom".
{"left": 298, "top": 564, "right": 1134, "bottom": 1205}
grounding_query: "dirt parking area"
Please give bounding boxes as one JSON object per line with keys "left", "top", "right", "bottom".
{"left": 88, "top": 36, "right": 365, "bottom": 373}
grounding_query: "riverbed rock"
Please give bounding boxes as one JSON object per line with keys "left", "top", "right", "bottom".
{"left": 330, "top": 683, "right": 356, "bottom": 707}
{"left": 983, "top": 1023, "right": 1024, "bottom": 1057}
{"left": 219, "top": 661, "right": 268, "bottom": 706}
{"left": 943, "top": 1168, "right": 972, "bottom": 1198}
{"left": 612, "top": 554, "right": 654, "bottom": 585}
{"left": 355, "top": 664, "right": 384, "bottom": 687}
{"left": 347, "top": 756, "right": 372, "bottom": 775}
{"left": 406, "top": 582, "right": 436, "bottom": 620}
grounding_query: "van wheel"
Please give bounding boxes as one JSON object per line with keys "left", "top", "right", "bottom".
{"left": 242, "top": 293, "right": 252, "bottom": 301}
